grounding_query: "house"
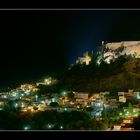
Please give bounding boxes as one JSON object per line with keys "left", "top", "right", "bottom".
{"left": 118, "top": 92, "right": 125, "bottom": 96}
{"left": 112, "top": 125, "right": 121, "bottom": 130}
{"left": 119, "top": 96, "right": 126, "bottom": 103}
{"left": 128, "top": 89, "right": 134, "bottom": 94}
{"left": 120, "top": 128, "right": 134, "bottom": 131}
{"left": 134, "top": 92, "right": 140, "bottom": 99}
{"left": 74, "top": 92, "right": 89, "bottom": 100}
{"left": 123, "top": 118, "right": 133, "bottom": 124}
{"left": 76, "top": 51, "right": 92, "bottom": 65}
{"left": 0, "top": 99, "right": 8, "bottom": 108}
{"left": 100, "top": 91, "right": 110, "bottom": 96}
{"left": 91, "top": 99, "right": 103, "bottom": 108}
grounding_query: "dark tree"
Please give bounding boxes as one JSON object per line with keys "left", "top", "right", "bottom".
{"left": 49, "top": 102, "right": 59, "bottom": 107}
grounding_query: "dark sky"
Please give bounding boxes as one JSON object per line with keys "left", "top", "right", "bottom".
{"left": 1, "top": 10, "right": 140, "bottom": 87}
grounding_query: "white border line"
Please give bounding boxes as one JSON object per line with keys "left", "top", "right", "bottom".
{"left": 0, "top": 9, "right": 140, "bottom": 10}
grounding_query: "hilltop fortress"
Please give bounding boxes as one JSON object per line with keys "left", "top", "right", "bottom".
{"left": 74, "top": 41, "right": 140, "bottom": 66}
{"left": 103, "top": 41, "right": 140, "bottom": 63}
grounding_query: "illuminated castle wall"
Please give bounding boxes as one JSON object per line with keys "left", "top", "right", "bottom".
{"left": 76, "top": 51, "right": 92, "bottom": 65}
{"left": 103, "top": 41, "right": 140, "bottom": 63}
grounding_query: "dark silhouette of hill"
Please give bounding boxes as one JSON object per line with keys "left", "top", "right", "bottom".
{"left": 57, "top": 54, "right": 140, "bottom": 93}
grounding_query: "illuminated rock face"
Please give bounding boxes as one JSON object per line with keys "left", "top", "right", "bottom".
{"left": 103, "top": 41, "right": 140, "bottom": 63}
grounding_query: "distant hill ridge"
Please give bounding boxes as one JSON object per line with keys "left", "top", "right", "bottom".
{"left": 59, "top": 55, "right": 140, "bottom": 92}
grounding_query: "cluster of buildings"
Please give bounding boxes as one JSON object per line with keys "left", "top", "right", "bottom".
{"left": 1, "top": 76, "right": 140, "bottom": 130}
{"left": 73, "top": 41, "right": 140, "bottom": 66}
{"left": 118, "top": 89, "right": 140, "bottom": 102}
{"left": 36, "top": 77, "right": 58, "bottom": 86}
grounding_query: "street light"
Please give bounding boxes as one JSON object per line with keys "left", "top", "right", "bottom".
{"left": 60, "top": 126, "right": 63, "bottom": 129}
{"left": 119, "top": 113, "right": 122, "bottom": 116}
{"left": 64, "top": 108, "right": 67, "bottom": 111}
{"left": 47, "top": 124, "right": 52, "bottom": 129}
{"left": 35, "top": 95, "right": 38, "bottom": 101}
{"left": 14, "top": 103, "right": 18, "bottom": 108}
{"left": 62, "top": 91, "right": 67, "bottom": 96}
{"left": 21, "top": 103, "right": 25, "bottom": 108}
{"left": 44, "top": 79, "right": 48, "bottom": 82}
{"left": 23, "top": 125, "right": 30, "bottom": 130}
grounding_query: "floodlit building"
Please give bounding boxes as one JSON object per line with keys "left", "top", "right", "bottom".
{"left": 20, "top": 84, "right": 33, "bottom": 91}
{"left": 112, "top": 125, "right": 121, "bottom": 131}
{"left": 103, "top": 41, "right": 140, "bottom": 63}
{"left": 123, "top": 119, "right": 133, "bottom": 124}
{"left": 119, "top": 96, "right": 126, "bottom": 103}
{"left": 76, "top": 51, "right": 92, "bottom": 65}
{"left": 36, "top": 77, "right": 58, "bottom": 86}
{"left": 0, "top": 99, "right": 8, "bottom": 109}
{"left": 32, "top": 87, "right": 39, "bottom": 92}
{"left": 91, "top": 99, "right": 103, "bottom": 108}
{"left": 134, "top": 92, "right": 140, "bottom": 99}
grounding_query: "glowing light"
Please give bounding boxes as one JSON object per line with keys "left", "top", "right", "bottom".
{"left": 60, "top": 126, "right": 63, "bottom": 129}
{"left": 47, "top": 124, "right": 52, "bottom": 129}
{"left": 62, "top": 91, "right": 67, "bottom": 96}
{"left": 44, "top": 78, "right": 52, "bottom": 85}
{"left": 77, "top": 52, "right": 92, "bottom": 65}
{"left": 44, "top": 79, "right": 49, "bottom": 82}
{"left": 52, "top": 98, "right": 55, "bottom": 102}
{"left": 119, "top": 113, "right": 122, "bottom": 115}
{"left": 22, "top": 109, "right": 27, "bottom": 112}
{"left": 48, "top": 125, "right": 51, "bottom": 128}
{"left": 32, "top": 88, "right": 39, "bottom": 92}
{"left": 24, "top": 125, "right": 30, "bottom": 130}
{"left": 35, "top": 95, "right": 38, "bottom": 101}
{"left": 3, "top": 95, "right": 7, "bottom": 98}
{"left": 15, "top": 103, "right": 18, "bottom": 108}
{"left": 21, "top": 103, "right": 25, "bottom": 108}
{"left": 64, "top": 108, "right": 67, "bottom": 111}
{"left": 41, "top": 101, "right": 45, "bottom": 104}
{"left": 77, "top": 106, "right": 80, "bottom": 109}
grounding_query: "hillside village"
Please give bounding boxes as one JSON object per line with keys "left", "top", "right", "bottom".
{"left": 1, "top": 41, "right": 140, "bottom": 130}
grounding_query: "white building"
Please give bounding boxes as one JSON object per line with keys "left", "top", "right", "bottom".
{"left": 76, "top": 51, "right": 92, "bottom": 65}
{"left": 134, "top": 92, "right": 140, "bottom": 99}
{"left": 118, "top": 92, "right": 125, "bottom": 96}
{"left": 119, "top": 96, "right": 126, "bottom": 103}
{"left": 113, "top": 125, "right": 121, "bottom": 131}
{"left": 103, "top": 41, "right": 140, "bottom": 63}
{"left": 74, "top": 92, "right": 89, "bottom": 100}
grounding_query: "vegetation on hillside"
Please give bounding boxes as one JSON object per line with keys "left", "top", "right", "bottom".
{"left": 56, "top": 53, "right": 140, "bottom": 92}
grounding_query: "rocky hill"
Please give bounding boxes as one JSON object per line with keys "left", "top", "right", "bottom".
{"left": 58, "top": 56, "right": 140, "bottom": 93}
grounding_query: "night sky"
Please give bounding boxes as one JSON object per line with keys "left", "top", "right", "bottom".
{"left": 1, "top": 10, "right": 140, "bottom": 87}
